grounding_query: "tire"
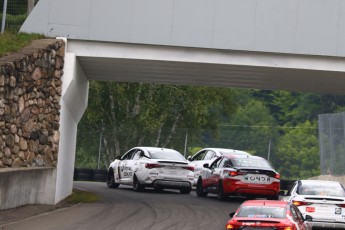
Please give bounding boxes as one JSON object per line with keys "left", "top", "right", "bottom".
{"left": 267, "top": 194, "right": 279, "bottom": 200}
{"left": 76, "top": 168, "right": 93, "bottom": 181}
{"left": 217, "top": 181, "right": 227, "bottom": 201}
{"left": 106, "top": 168, "right": 120, "bottom": 188}
{"left": 73, "top": 168, "right": 78, "bottom": 180}
{"left": 92, "top": 169, "right": 107, "bottom": 182}
{"left": 93, "top": 174, "right": 107, "bottom": 182}
{"left": 154, "top": 187, "right": 163, "bottom": 193}
{"left": 133, "top": 175, "right": 145, "bottom": 192}
{"left": 180, "top": 187, "right": 192, "bottom": 194}
{"left": 196, "top": 179, "right": 208, "bottom": 197}
{"left": 246, "top": 195, "right": 256, "bottom": 200}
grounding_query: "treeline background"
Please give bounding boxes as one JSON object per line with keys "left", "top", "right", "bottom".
{"left": 76, "top": 81, "right": 345, "bottom": 180}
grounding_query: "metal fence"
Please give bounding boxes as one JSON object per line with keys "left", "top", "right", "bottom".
{"left": 76, "top": 122, "right": 319, "bottom": 176}
{"left": 318, "top": 112, "right": 345, "bottom": 176}
{"left": 0, "top": 0, "right": 37, "bottom": 33}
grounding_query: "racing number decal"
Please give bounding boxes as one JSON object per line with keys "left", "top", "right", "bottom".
{"left": 121, "top": 165, "right": 133, "bottom": 177}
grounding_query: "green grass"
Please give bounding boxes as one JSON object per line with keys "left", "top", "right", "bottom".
{"left": 65, "top": 189, "right": 101, "bottom": 204}
{"left": 0, "top": 32, "right": 45, "bottom": 57}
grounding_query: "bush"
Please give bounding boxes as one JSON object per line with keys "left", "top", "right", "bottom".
{"left": 0, "top": 13, "right": 27, "bottom": 33}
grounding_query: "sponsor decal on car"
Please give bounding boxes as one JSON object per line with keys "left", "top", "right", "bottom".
{"left": 335, "top": 208, "right": 342, "bottom": 215}
{"left": 120, "top": 166, "right": 132, "bottom": 172}
{"left": 123, "top": 172, "right": 133, "bottom": 177}
{"left": 242, "top": 174, "right": 271, "bottom": 184}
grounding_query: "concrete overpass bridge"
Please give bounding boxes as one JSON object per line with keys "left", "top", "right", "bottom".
{"left": 1, "top": 0, "right": 345, "bottom": 209}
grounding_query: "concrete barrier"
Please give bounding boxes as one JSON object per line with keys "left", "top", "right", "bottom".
{"left": 0, "top": 167, "right": 57, "bottom": 210}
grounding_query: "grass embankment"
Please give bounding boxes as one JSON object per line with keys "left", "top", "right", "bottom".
{"left": 0, "top": 32, "right": 44, "bottom": 57}
{"left": 65, "top": 189, "right": 101, "bottom": 204}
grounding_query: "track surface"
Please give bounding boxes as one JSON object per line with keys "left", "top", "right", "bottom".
{"left": 3, "top": 181, "right": 245, "bottom": 230}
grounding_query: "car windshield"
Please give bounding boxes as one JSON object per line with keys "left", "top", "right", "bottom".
{"left": 232, "top": 158, "right": 271, "bottom": 168}
{"left": 237, "top": 206, "right": 286, "bottom": 219}
{"left": 148, "top": 150, "right": 186, "bottom": 161}
{"left": 298, "top": 184, "right": 345, "bottom": 197}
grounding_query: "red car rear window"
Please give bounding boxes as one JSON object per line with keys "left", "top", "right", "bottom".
{"left": 237, "top": 206, "right": 286, "bottom": 219}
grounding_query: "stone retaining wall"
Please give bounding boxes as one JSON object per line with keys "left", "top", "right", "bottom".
{"left": 0, "top": 39, "right": 64, "bottom": 168}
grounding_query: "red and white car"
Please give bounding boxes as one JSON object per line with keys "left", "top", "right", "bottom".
{"left": 187, "top": 148, "right": 251, "bottom": 185}
{"left": 226, "top": 200, "right": 312, "bottom": 230}
{"left": 196, "top": 154, "right": 280, "bottom": 200}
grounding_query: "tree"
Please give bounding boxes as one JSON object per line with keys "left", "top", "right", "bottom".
{"left": 273, "top": 120, "right": 319, "bottom": 179}
{"left": 252, "top": 90, "right": 345, "bottom": 126}
{"left": 215, "top": 98, "right": 279, "bottom": 159}
{"left": 76, "top": 81, "right": 237, "bottom": 169}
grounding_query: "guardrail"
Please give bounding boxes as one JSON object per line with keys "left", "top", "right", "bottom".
{"left": 73, "top": 168, "right": 295, "bottom": 190}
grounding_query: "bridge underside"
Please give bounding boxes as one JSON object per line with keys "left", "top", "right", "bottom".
{"left": 68, "top": 40, "right": 345, "bottom": 95}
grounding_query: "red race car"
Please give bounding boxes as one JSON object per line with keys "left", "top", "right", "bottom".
{"left": 196, "top": 154, "right": 280, "bottom": 200}
{"left": 226, "top": 200, "right": 312, "bottom": 230}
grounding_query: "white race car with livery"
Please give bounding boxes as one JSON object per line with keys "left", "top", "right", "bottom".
{"left": 106, "top": 146, "right": 194, "bottom": 194}
{"left": 280, "top": 179, "right": 345, "bottom": 229}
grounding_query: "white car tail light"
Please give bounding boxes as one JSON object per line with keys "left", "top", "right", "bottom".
{"left": 228, "top": 171, "right": 245, "bottom": 177}
{"left": 292, "top": 201, "right": 311, "bottom": 206}
{"left": 145, "top": 163, "right": 161, "bottom": 169}
{"left": 336, "top": 204, "right": 345, "bottom": 208}
{"left": 274, "top": 173, "right": 280, "bottom": 179}
{"left": 182, "top": 166, "right": 194, "bottom": 171}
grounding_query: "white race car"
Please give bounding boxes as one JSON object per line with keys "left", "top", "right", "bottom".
{"left": 106, "top": 146, "right": 194, "bottom": 194}
{"left": 281, "top": 179, "right": 345, "bottom": 229}
{"left": 187, "top": 148, "right": 250, "bottom": 185}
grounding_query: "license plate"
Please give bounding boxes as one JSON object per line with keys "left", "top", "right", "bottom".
{"left": 243, "top": 174, "right": 272, "bottom": 184}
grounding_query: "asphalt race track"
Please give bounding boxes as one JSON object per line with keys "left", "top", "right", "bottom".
{"left": 3, "top": 181, "right": 245, "bottom": 230}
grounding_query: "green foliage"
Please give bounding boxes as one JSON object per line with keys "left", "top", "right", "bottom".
{"left": 0, "top": 13, "right": 27, "bottom": 33}
{"left": 66, "top": 189, "right": 100, "bottom": 204}
{"left": 212, "top": 97, "right": 279, "bottom": 159}
{"left": 75, "top": 146, "right": 99, "bottom": 169}
{"left": 0, "top": 32, "right": 44, "bottom": 57}
{"left": 77, "top": 81, "right": 237, "bottom": 168}
{"left": 274, "top": 120, "right": 320, "bottom": 179}
{"left": 188, "top": 147, "right": 203, "bottom": 156}
{"left": 0, "top": 1, "right": 27, "bottom": 15}
{"left": 252, "top": 90, "right": 345, "bottom": 126}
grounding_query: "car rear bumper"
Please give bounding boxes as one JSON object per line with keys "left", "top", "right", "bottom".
{"left": 153, "top": 180, "right": 192, "bottom": 189}
{"left": 223, "top": 179, "right": 280, "bottom": 196}
{"left": 308, "top": 221, "right": 345, "bottom": 229}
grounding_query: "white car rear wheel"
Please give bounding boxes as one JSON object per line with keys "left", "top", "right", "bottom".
{"left": 133, "top": 175, "right": 145, "bottom": 192}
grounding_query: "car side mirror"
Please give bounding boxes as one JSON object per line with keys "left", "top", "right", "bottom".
{"left": 187, "top": 156, "right": 192, "bottom": 161}
{"left": 139, "top": 152, "right": 145, "bottom": 157}
{"left": 229, "top": 212, "right": 236, "bottom": 218}
{"left": 203, "top": 163, "right": 209, "bottom": 168}
{"left": 305, "top": 215, "right": 313, "bottom": 221}
{"left": 115, "top": 155, "right": 121, "bottom": 160}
